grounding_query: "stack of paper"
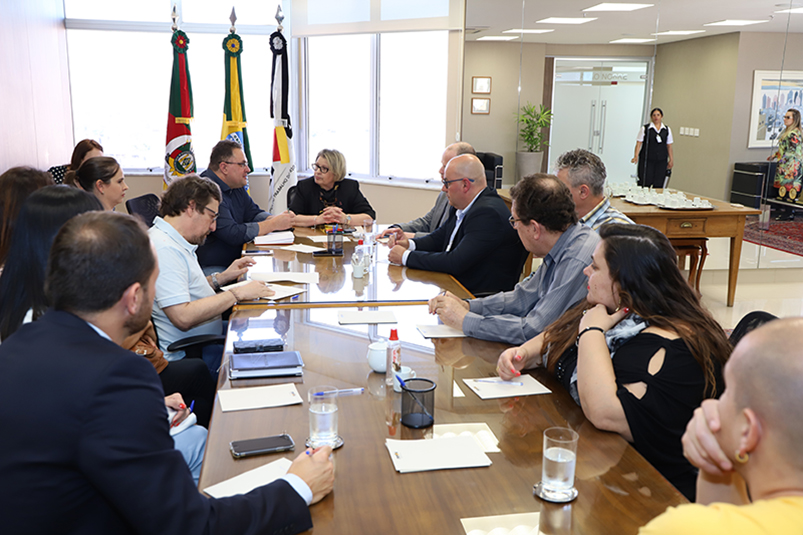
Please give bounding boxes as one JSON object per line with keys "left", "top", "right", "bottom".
{"left": 460, "top": 512, "right": 541, "bottom": 535}
{"left": 254, "top": 231, "right": 295, "bottom": 246}
{"left": 204, "top": 458, "right": 292, "bottom": 498}
{"left": 249, "top": 271, "right": 319, "bottom": 284}
{"left": 462, "top": 376, "right": 551, "bottom": 400}
{"left": 385, "top": 435, "right": 491, "bottom": 473}
{"left": 217, "top": 384, "right": 302, "bottom": 412}
{"left": 229, "top": 351, "right": 304, "bottom": 379}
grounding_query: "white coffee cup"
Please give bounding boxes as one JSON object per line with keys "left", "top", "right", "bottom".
{"left": 392, "top": 365, "right": 416, "bottom": 392}
{"left": 366, "top": 342, "right": 387, "bottom": 373}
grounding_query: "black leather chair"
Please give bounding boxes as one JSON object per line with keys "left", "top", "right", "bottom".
{"left": 286, "top": 185, "right": 298, "bottom": 208}
{"left": 125, "top": 193, "right": 160, "bottom": 227}
{"left": 475, "top": 152, "right": 504, "bottom": 189}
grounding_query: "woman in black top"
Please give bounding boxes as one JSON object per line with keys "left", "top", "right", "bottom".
{"left": 290, "top": 149, "right": 376, "bottom": 227}
{"left": 632, "top": 108, "right": 674, "bottom": 188}
{"left": 497, "top": 224, "right": 731, "bottom": 500}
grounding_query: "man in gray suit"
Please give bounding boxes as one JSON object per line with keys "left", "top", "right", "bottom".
{"left": 382, "top": 142, "right": 476, "bottom": 239}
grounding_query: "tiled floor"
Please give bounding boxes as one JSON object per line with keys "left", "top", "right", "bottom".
{"left": 696, "top": 238, "right": 803, "bottom": 329}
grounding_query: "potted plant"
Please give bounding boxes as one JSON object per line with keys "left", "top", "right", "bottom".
{"left": 516, "top": 103, "right": 553, "bottom": 180}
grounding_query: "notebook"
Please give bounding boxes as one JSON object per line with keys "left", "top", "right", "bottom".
{"left": 229, "top": 350, "right": 304, "bottom": 379}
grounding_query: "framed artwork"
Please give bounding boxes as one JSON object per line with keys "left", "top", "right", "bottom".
{"left": 472, "top": 98, "right": 490, "bottom": 114}
{"left": 748, "top": 70, "right": 803, "bottom": 148}
{"left": 472, "top": 76, "right": 491, "bottom": 94}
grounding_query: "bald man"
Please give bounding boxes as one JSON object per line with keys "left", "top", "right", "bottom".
{"left": 386, "top": 154, "right": 526, "bottom": 296}
{"left": 641, "top": 316, "right": 803, "bottom": 534}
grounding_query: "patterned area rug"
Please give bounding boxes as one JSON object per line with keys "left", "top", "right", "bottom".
{"left": 743, "top": 215, "right": 803, "bottom": 257}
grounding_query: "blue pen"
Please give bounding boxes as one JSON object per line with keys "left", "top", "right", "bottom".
{"left": 395, "top": 374, "right": 407, "bottom": 389}
{"left": 188, "top": 400, "right": 195, "bottom": 413}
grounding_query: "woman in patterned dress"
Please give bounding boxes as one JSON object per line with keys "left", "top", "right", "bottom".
{"left": 770, "top": 109, "right": 803, "bottom": 220}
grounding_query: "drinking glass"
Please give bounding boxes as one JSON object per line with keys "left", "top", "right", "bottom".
{"left": 306, "top": 385, "right": 343, "bottom": 449}
{"left": 534, "top": 427, "right": 579, "bottom": 503}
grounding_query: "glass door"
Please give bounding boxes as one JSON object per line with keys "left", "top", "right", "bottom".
{"left": 550, "top": 59, "right": 650, "bottom": 185}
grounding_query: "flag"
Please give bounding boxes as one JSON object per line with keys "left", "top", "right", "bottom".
{"left": 164, "top": 29, "right": 196, "bottom": 187}
{"left": 269, "top": 28, "right": 296, "bottom": 213}
{"left": 221, "top": 32, "right": 253, "bottom": 169}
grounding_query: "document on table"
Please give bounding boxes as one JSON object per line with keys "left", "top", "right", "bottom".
{"left": 460, "top": 512, "right": 541, "bottom": 535}
{"left": 462, "top": 375, "right": 551, "bottom": 400}
{"left": 338, "top": 310, "right": 397, "bottom": 324}
{"left": 254, "top": 231, "right": 295, "bottom": 246}
{"left": 218, "top": 384, "right": 302, "bottom": 412}
{"left": 279, "top": 243, "right": 326, "bottom": 254}
{"left": 432, "top": 423, "right": 500, "bottom": 453}
{"left": 385, "top": 435, "right": 491, "bottom": 473}
{"left": 416, "top": 324, "right": 466, "bottom": 338}
{"left": 250, "top": 271, "right": 319, "bottom": 284}
{"left": 453, "top": 381, "right": 465, "bottom": 397}
{"left": 203, "top": 458, "right": 292, "bottom": 498}
{"left": 266, "top": 284, "right": 306, "bottom": 301}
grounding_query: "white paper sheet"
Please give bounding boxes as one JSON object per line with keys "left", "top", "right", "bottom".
{"left": 432, "top": 423, "right": 500, "bottom": 453}
{"left": 460, "top": 512, "right": 541, "bottom": 535}
{"left": 416, "top": 324, "right": 466, "bottom": 338}
{"left": 266, "top": 285, "right": 306, "bottom": 301}
{"left": 462, "top": 375, "right": 551, "bottom": 400}
{"left": 337, "top": 310, "right": 397, "bottom": 324}
{"left": 278, "top": 244, "right": 326, "bottom": 254}
{"left": 453, "top": 381, "right": 465, "bottom": 398}
{"left": 250, "top": 271, "right": 319, "bottom": 284}
{"left": 221, "top": 280, "right": 250, "bottom": 292}
{"left": 203, "top": 458, "right": 292, "bottom": 498}
{"left": 218, "top": 384, "right": 303, "bottom": 412}
{"left": 254, "top": 231, "right": 295, "bottom": 245}
{"left": 385, "top": 435, "right": 491, "bottom": 473}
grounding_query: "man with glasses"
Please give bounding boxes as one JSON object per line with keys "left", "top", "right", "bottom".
{"left": 198, "top": 140, "right": 295, "bottom": 275}
{"left": 428, "top": 174, "right": 599, "bottom": 344}
{"left": 149, "top": 174, "right": 274, "bottom": 375}
{"left": 386, "top": 154, "right": 526, "bottom": 295}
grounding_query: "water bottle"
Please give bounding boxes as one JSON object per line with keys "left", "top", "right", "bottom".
{"left": 352, "top": 239, "right": 366, "bottom": 278}
{"left": 385, "top": 329, "right": 401, "bottom": 386}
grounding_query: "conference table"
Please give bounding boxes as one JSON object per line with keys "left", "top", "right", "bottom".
{"left": 499, "top": 189, "right": 760, "bottom": 307}
{"left": 199, "top": 303, "right": 687, "bottom": 534}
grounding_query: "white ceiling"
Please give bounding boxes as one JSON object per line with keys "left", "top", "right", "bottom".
{"left": 466, "top": 0, "right": 803, "bottom": 45}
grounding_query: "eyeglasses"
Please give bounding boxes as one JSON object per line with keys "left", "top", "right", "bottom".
{"left": 203, "top": 206, "right": 219, "bottom": 221}
{"left": 312, "top": 163, "right": 330, "bottom": 174}
{"left": 785, "top": 115, "right": 793, "bottom": 119}
{"left": 223, "top": 160, "right": 249, "bottom": 169}
{"left": 508, "top": 216, "right": 524, "bottom": 228}
{"left": 441, "top": 177, "right": 475, "bottom": 187}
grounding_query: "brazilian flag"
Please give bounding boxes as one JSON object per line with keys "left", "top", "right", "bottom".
{"left": 164, "top": 29, "right": 196, "bottom": 187}
{"left": 221, "top": 33, "right": 253, "bottom": 167}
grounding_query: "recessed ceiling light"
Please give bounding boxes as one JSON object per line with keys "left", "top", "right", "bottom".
{"left": 775, "top": 7, "right": 803, "bottom": 13}
{"left": 537, "top": 17, "right": 597, "bottom": 24}
{"left": 703, "top": 20, "right": 769, "bottom": 26}
{"left": 503, "top": 29, "right": 555, "bottom": 34}
{"left": 584, "top": 3, "right": 653, "bottom": 11}
{"left": 477, "top": 36, "right": 519, "bottom": 41}
{"left": 610, "top": 38, "right": 656, "bottom": 43}
{"left": 652, "top": 30, "right": 706, "bottom": 36}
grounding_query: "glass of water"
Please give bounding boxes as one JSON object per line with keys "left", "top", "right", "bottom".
{"left": 534, "top": 427, "right": 579, "bottom": 503}
{"left": 306, "top": 385, "right": 343, "bottom": 449}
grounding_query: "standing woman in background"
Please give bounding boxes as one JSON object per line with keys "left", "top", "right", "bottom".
{"left": 632, "top": 108, "right": 674, "bottom": 188}
{"left": 51, "top": 139, "right": 104, "bottom": 185}
{"left": 769, "top": 108, "right": 803, "bottom": 221}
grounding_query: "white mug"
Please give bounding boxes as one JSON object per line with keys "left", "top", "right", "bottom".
{"left": 392, "top": 365, "right": 416, "bottom": 392}
{"left": 366, "top": 342, "right": 387, "bottom": 373}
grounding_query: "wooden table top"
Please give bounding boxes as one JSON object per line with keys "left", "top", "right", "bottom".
{"left": 608, "top": 193, "right": 760, "bottom": 218}
{"left": 200, "top": 307, "right": 686, "bottom": 535}
{"left": 237, "top": 228, "right": 473, "bottom": 309}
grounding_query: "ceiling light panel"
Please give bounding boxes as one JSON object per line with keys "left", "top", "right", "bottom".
{"left": 503, "top": 29, "right": 555, "bottom": 34}
{"left": 537, "top": 17, "right": 597, "bottom": 24}
{"left": 583, "top": 3, "right": 653, "bottom": 11}
{"left": 477, "top": 36, "right": 519, "bottom": 41}
{"left": 703, "top": 20, "right": 768, "bottom": 26}
{"left": 652, "top": 30, "right": 706, "bottom": 35}
{"left": 610, "top": 38, "right": 656, "bottom": 43}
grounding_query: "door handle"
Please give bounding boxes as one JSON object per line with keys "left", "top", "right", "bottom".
{"left": 588, "top": 100, "right": 597, "bottom": 151}
{"left": 599, "top": 100, "right": 607, "bottom": 154}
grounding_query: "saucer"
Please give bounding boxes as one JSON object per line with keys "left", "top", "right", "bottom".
{"left": 305, "top": 435, "right": 344, "bottom": 449}
{"left": 533, "top": 481, "right": 578, "bottom": 503}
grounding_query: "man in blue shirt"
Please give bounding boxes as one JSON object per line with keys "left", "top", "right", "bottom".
{"left": 198, "top": 140, "right": 295, "bottom": 274}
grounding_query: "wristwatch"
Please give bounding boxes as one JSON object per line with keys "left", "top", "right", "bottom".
{"left": 211, "top": 272, "right": 221, "bottom": 291}
{"left": 346, "top": 215, "right": 352, "bottom": 226}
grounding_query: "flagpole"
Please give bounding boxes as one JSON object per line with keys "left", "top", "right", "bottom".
{"left": 269, "top": 4, "right": 297, "bottom": 213}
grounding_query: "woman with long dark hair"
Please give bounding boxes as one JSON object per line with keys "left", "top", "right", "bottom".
{"left": 53, "top": 138, "right": 104, "bottom": 186}
{"left": 497, "top": 224, "right": 731, "bottom": 500}
{"left": 73, "top": 156, "right": 129, "bottom": 211}
{"left": 769, "top": 108, "right": 803, "bottom": 220}
{"left": 632, "top": 108, "right": 674, "bottom": 188}
{"left": 0, "top": 166, "right": 53, "bottom": 266}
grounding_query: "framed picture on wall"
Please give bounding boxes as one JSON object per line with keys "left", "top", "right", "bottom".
{"left": 472, "top": 76, "right": 491, "bottom": 94}
{"left": 472, "top": 98, "right": 490, "bottom": 115}
{"left": 748, "top": 70, "right": 803, "bottom": 148}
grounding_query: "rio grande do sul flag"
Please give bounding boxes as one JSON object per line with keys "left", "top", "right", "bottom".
{"left": 164, "top": 29, "right": 197, "bottom": 188}
{"left": 221, "top": 32, "right": 253, "bottom": 168}
{"left": 269, "top": 28, "right": 296, "bottom": 214}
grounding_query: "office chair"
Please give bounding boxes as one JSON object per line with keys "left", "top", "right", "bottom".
{"left": 125, "top": 193, "right": 160, "bottom": 227}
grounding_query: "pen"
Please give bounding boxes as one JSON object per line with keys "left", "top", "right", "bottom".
{"left": 475, "top": 379, "right": 523, "bottom": 386}
{"left": 188, "top": 400, "right": 195, "bottom": 412}
{"left": 313, "top": 387, "right": 364, "bottom": 396}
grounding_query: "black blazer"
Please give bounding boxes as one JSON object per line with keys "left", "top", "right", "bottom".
{"left": 288, "top": 177, "right": 376, "bottom": 220}
{"left": 0, "top": 310, "right": 312, "bottom": 535}
{"left": 407, "top": 188, "right": 527, "bottom": 295}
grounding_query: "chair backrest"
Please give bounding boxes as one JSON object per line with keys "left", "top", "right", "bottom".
{"left": 286, "top": 185, "right": 298, "bottom": 208}
{"left": 475, "top": 151, "right": 504, "bottom": 189}
{"left": 125, "top": 193, "right": 161, "bottom": 227}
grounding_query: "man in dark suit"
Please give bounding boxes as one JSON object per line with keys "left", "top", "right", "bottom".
{"left": 387, "top": 154, "right": 526, "bottom": 295}
{"left": 0, "top": 211, "right": 334, "bottom": 535}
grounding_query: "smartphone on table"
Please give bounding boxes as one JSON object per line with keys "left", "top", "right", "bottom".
{"left": 230, "top": 433, "right": 295, "bottom": 459}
